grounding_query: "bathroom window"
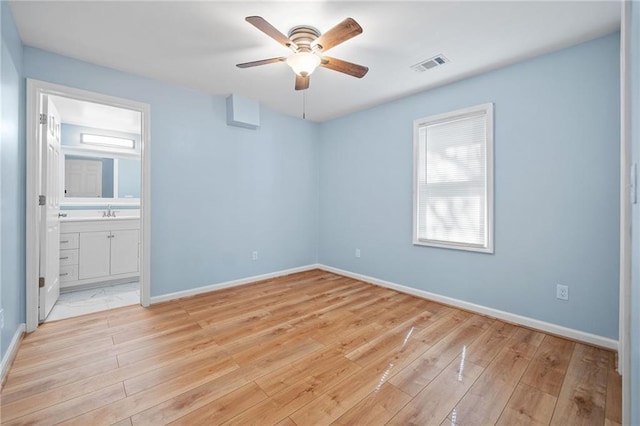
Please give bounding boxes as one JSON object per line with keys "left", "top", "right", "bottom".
{"left": 413, "top": 103, "right": 494, "bottom": 253}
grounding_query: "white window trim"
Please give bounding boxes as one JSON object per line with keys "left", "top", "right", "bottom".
{"left": 412, "top": 102, "right": 494, "bottom": 253}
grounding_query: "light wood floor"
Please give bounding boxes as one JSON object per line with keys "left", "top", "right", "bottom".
{"left": 1, "top": 270, "right": 621, "bottom": 425}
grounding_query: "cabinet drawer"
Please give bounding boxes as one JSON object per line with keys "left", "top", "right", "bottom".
{"left": 59, "top": 264, "right": 78, "bottom": 283}
{"left": 59, "top": 249, "right": 78, "bottom": 266}
{"left": 60, "top": 233, "right": 79, "bottom": 250}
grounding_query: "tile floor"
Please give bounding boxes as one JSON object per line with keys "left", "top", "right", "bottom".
{"left": 45, "top": 281, "right": 140, "bottom": 322}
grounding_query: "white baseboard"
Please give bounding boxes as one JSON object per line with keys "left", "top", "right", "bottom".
{"left": 150, "top": 264, "right": 321, "bottom": 304}
{"left": 1, "top": 323, "right": 26, "bottom": 387}
{"left": 318, "top": 264, "right": 619, "bottom": 351}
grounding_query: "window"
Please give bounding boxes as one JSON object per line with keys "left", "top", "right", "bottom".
{"left": 413, "top": 103, "right": 493, "bottom": 253}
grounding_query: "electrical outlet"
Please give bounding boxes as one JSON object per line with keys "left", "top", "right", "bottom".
{"left": 355, "top": 248, "right": 361, "bottom": 258}
{"left": 252, "top": 251, "right": 258, "bottom": 261}
{"left": 556, "top": 284, "right": 569, "bottom": 301}
{"left": 0, "top": 308, "right": 4, "bottom": 330}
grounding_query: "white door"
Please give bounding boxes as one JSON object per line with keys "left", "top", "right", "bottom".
{"left": 39, "top": 96, "right": 62, "bottom": 321}
{"left": 110, "top": 230, "right": 140, "bottom": 275}
{"left": 78, "top": 231, "right": 111, "bottom": 280}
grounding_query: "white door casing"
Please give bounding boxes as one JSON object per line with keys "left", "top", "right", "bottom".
{"left": 26, "top": 79, "right": 151, "bottom": 333}
{"left": 39, "top": 95, "right": 62, "bottom": 321}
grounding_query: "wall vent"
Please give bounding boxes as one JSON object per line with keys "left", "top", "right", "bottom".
{"left": 411, "top": 55, "right": 449, "bottom": 73}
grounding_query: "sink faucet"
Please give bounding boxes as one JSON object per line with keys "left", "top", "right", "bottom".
{"left": 103, "top": 205, "right": 118, "bottom": 218}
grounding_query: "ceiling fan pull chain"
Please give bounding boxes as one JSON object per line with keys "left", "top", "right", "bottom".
{"left": 303, "top": 90, "right": 307, "bottom": 120}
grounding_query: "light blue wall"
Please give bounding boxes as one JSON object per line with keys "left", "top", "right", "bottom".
{"left": 1, "top": 1, "right": 25, "bottom": 360}
{"left": 23, "top": 47, "right": 320, "bottom": 297}
{"left": 629, "top": 1, "right": 640, "bottom": 423}
{"left": 318, "top": 33, "right": 621, "bottom": 339}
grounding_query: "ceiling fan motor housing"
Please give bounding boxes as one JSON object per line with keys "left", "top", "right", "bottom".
{"left": 288, "top": 26, "right": 321, "bottom": 52}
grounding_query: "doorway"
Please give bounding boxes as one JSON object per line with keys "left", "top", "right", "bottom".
{"left": 26, "top": 80, "right": 151, "bottom": 331}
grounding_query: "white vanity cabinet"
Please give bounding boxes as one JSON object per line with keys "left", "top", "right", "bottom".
{"left": 78, "top": 232, "right": 111, "bottom": 279}
{"left": 60, "top": 219, "right": 139, "bottom": 289}
{"left": 109, "top": 230, "right": 140, "bottom": 275}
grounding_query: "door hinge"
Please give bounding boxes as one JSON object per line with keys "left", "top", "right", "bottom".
{"left": 39, "top": 277, "right": 45, "bottom": 288}
{"left": 38, "top": 195, "right": 46, "bottom": 206}
{"left": 39, "top": 114, "right": 47, "bottom": 125}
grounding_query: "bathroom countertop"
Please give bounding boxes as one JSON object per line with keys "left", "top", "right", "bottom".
{"left": 60, "top": 216, "right": 140, "bottom": 222}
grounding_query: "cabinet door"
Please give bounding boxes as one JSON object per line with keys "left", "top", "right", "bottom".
{"left": 110, "top": 229, "right": 139, "bottom": 275}
{"left": 78, "top": 231, "right": 111, "bottom": 280}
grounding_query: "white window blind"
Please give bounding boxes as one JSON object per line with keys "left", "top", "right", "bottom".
{"left": 413, "top": 103, "right": 493, "bottom": 253}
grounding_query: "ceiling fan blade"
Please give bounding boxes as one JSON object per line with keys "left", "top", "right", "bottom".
{"left": 246, "top": 16, "right": 297, "bottom": 50}
{"left": 312, "top": 18, "right": 363, "bottom": 52}
{"left": 320, "top": 56, "right": 369, "bottom": 78}
{"left": 295, "top": 75, "right": 310, "bottom": 91}
{"left": 236, "top": 57, "right": 286, "bottom": 68}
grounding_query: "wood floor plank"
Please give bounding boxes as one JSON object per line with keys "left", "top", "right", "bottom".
{"left": 0, "top": 270, "right": 620, "bottom": 426}
{"left": 387, "top": 354, "right": 484, "bottom": 426}
{"left": 287, "top": 357, "right": 399, "bottom": 425}
{"left": 2, "top": 356, "right": 119, "bottom": 404}
{"left": 4, "top": 383, "right": 126, "bottom": 426}
{"left": 289, "top": 313, "right": 478, "bottom": 426}
{"left": 345, "top": 308, "right": 457, "bottom": 367}
{"left": 447, "top": 328, "right": 544, "bottom": 425}
{"left": 224, "top": 354, "right": 361, "bottom": 425}
{"left": 464, "top": 320, "right": 518, "bottom": 368}
{"left": 1, "top": 329, "right": 214, "bottom": 420}
{"left": 520, "top": 334, "right": 575, "bottom": 396}
{"left": 4, "top": 344, "right": 117, "bottom": 386}
{"left": 496, "top": 383, "right": 557, "bottom": 426}
{"left": 20, "top": 309, "right": 189, "bottom": 351}
{"left": 255, "top": 347, "right": 353, "bottom": 396}
{"left": 166, "top": 382, "right": 267, "bottom": 425}
{"left": 20, "top": 317, "right": 109, "bottom": 344}
{"left": 123, "top": 345, "right": 232, "bottom": 395}
{"left": 550, "top": 343, "right": 610, "bottom": 425}
{"left": 128, "top": 335, "right": 323, "bottom": 425}
{"left": 116, "top": 332, "right": 216, "bottom": 367}
{"left": 129, "top": 371, "right": 251, "bottom": 425}
{"left": 10, "top": 336, "right": 115, "bottom": 372}
{"left": 388, "top": 314, "right": 493, "bottom": 396}
{"left": 58, "top": 358, "right": 240, "bottom": 425}
{"left": 331, "top": 382, "right": 412, "bottom": 426}
{"left": 111, "top": 418, "right": 133, "bottom": 426}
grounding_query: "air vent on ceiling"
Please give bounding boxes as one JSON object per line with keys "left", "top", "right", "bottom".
{"left": 411, "top": 54, "right": 449, "bottom": 73}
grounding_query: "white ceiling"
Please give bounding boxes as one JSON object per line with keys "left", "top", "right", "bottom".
{"left": 10, "top": 1, "right": 620, "bottom": 122}
{"left": 49, "top": 95, "right": 142, "bottom": 134}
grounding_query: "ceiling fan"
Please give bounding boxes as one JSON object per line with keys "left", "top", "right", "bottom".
{"left": 237, "top": 16, "right": 369, "bottom": 91}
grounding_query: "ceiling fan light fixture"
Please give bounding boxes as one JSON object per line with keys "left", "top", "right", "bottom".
{"left": 286, "top": 52, "right": 321, "bottom": 77}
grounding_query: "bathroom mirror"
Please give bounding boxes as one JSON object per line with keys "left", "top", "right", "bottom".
{"left": 61, "top": 149, "right": 140, "bottom": 205}
{"left": 65, "top": 155, "right": 114, "bottom": 198}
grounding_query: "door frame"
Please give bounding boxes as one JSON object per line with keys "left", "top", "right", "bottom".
{"left": 26, "top": 79, "right": 151, "bottom": 332}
